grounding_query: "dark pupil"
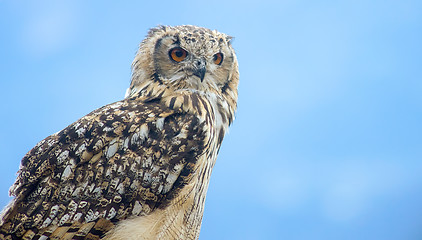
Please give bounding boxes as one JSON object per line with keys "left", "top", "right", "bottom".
{"left": 175, "top": 50, "right": 183, "bottom": 58}
{"left": 214, "top": 54, "right": 218, "bottom": 61}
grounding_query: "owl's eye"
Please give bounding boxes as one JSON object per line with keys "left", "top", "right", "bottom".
{"left": 213, "top": 53, "right": 224, "bottom": 65}
{"left": 169, "top": 47, "right": 188, "bottom": 62}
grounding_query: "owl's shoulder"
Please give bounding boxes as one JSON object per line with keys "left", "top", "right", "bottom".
{"left": 0, "top": 96, "right": 209, "bottom": 239}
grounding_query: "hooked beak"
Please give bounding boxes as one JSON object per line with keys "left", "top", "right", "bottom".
{"left": 192, "top": 58, "right": 206, "bottom": 82}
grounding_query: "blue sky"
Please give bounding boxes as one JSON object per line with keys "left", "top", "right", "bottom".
{"left": 1, "top": 0, "right": 421, "bottom": 239}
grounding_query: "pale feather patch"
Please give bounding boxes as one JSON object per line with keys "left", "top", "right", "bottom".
{"left": 57, "top": 150, "right": 69, "bottom": 164}
{"left": 155, "top": 117, "right": 165, "bottom": 130}
{"left": 107, "top": 207, "right": 117, "bottom": 220}
{"left": 132, "top": 201, "right": 143, "bottom": 216}
{"left": 131, "top": 124, "right": 149, "bottom": 146}
{"left": 61, "top": 165, "right": 72, "bottom": 181}
{"left": 75, "top": 127, "right": 86, "bottom": 137}
{"left": 124, "top": 88, "right": 131, "bottom": 98}
{"left": 106, "top": 138, "right": 119, "bottom": 159}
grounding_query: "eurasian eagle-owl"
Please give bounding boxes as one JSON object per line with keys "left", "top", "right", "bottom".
{"left": 0, "top": 25, "right": 239, "bottom": 240}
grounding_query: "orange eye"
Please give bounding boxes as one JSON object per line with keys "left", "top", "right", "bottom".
{"left": 213, "top": 52, "right": 224, "bottom": 65}
{"left": 169, "top": 47, "right": 188, "bottom": 62}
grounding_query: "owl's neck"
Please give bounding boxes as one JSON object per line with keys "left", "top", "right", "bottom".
{"left": 127, "top": 80, "right": 235, "bottom": 131}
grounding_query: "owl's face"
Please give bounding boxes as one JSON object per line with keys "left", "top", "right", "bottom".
{"left": 130, "top": 25, "right": 237, "bottom": 94}
{"left": 152, "top": 28, "right": 234, "bottom": 92}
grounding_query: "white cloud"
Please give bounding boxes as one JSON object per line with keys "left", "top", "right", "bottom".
{"left": 258, "top": 156, "right": 416, "bottom": 222}
{"left": 20, "top": 1, "right": 80, "bottom": 57}
{"left": 263, "top": 171, "right": 309, "bottom": 210}
{"left": 258, "top": 161, "right": 312, "bottom": 212}
{"left": 320, "top": 158, "right": 411, "bottom": 222}
{"left": 321, "top": 169, "right": 372, "bottom": 222}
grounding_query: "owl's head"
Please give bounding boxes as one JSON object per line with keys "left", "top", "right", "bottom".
{"left": 127, "top": 25, "right": 238, "bottom": 107}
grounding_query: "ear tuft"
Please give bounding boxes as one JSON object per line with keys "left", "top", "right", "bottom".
{"left": 226, "top": 36, "right": 234, "bottom": 45}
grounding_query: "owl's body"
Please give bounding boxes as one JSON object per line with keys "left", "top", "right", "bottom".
{"left": 0, "top": 25, "right": 238, "bottom": 240}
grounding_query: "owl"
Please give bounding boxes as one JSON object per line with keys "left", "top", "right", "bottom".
{"left": 0, "top": 25, "right": 238, "bottom": 240}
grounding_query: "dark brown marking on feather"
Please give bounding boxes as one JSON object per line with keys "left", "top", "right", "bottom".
{"left": 221, "top": 81, "right": 229, "bottom": 93}
{"left": 217, "top": 102, "right": 227, "bottom": 124}
{"left": 173, "top": 34, "right": 180, "bottom": 45}
{"left": 198, "top": 97, "right": 209, "bottom": 115}
{"left": 190, "top": 94, "right": 201, "bottom": 116}
{"left": 217, "top": 128, "right": 225, "bottom": 147}
{"left": 156, "top": 89, "right": 165, "bottom": 99}
{"left": 228, "top": 112, "right": 233, "bottom": 125}
{"left": 183, "top": 95, "right": 189, "bottom": 108}
{"left": 154, "top": 37, "right": 163, "bottom": 53}
{"left": 68, "top": 227, "right": 79, "bottom": 233}
{"left": 169, "top": 97, "right": 177, "bottom": 109}
{"left": 152, "top": 72, "right": 163, "bottom": 85}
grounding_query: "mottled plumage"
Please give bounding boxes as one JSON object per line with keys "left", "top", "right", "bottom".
{"left": 0, "top": 25, "right": 239, "bottom": 240}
